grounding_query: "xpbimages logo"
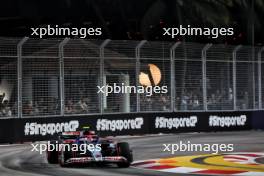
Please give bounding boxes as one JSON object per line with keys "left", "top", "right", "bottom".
{"left": 97, "top": 83, "right": 168, "bottom": 96}
{"left": 24, "top": 121, "right": 79, "bottom": 136}
{"left": 31, "top": 25, "right": 102, "bottom": 38}
{"left": 163, "top": 141, "right": 234, "bottom": 154}
{"left": 163, "top": 25, "right": 234, "bottom": 38}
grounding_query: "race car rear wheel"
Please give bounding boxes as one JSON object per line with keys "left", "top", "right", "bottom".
{"left": 47, "top": 150, "right": 58, "bottom": 164}
{"left": 116, "top": 142, "right": 133, "bottom": 168}
{"left": 46, "top": 141, "right": 58, "bottom": 164}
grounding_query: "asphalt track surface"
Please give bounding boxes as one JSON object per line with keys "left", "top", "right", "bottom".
{"left": 0, "top": 131, "right": 263, "bottom": 176}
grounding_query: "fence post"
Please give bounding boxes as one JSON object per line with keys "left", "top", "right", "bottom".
{"left": 232, "top": 45, "right": 242, "bottom": 111}
{"left": 258, "top": 47, "right": 264, "bottom": 109}
{"left": 202, "top": 44, "right": 212, "bottom": 111}
{"left": 17, "top": 37, "right": 28, "bottom": 118}
{"left": 135, "top": 40, "right": 147, "bottom": 112}
{"left": 99, "top": 39, "right": 111, "bottom": 114}
{"left": 170, "top": 42, "right": 181, "bottom": 112}
{"left": 58, "top": 38, "right": 70, "bottom": 116}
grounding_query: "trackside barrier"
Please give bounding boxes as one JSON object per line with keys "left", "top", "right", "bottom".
{"left": 0, "top": 111, "right": 263, "bottom": 143}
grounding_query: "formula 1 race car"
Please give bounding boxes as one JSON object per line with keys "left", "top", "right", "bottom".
{"left": 46, "top": 130, "right": 133, "bottom": 168}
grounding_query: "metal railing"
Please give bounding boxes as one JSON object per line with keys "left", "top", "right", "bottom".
{"left": 0, "top": 37, "right": 263, "bottom": 118}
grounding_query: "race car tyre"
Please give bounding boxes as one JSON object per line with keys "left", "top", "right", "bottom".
{"left": 47, "top": 150, "right": 58, "bottom": 164}
{"left": 58, "top": 151, "right": 68, "bottom": 167}
{"left": 116, "top": 142, "right": 133, "bottom": 168}
{"left": 46, "top": 141, "right": 58, "bottom": 164}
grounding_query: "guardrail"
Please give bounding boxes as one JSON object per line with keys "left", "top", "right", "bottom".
{"left": 0, "top": 111, "right": 263, "bottom": 143}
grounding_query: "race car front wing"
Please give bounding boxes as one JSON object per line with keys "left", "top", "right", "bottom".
{"left": 65, "top": 156, "right": 127, "bottom": 164}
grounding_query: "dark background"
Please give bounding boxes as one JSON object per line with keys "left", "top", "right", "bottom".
{"left": 0, "top": 0, "right": 263, "bottom": 45}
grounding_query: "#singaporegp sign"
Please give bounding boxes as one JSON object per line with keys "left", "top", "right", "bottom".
{"left": 139, "top": 64, "right": 161, "bottom": 86}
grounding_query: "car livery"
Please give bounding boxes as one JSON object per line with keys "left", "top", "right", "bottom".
{"left": 46, "top": 130, "right": 133, "bottom": 168}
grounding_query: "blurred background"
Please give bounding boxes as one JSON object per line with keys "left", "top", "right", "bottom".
{"left": 0, "top": 0, "right": 263, "bottom": 45}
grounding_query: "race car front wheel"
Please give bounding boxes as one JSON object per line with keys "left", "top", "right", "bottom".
{"left": 59, "top": 151, "right": 67, "bottom": 167}
{"left": 116, "top": 142, "right": 133, "bottom": 168}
